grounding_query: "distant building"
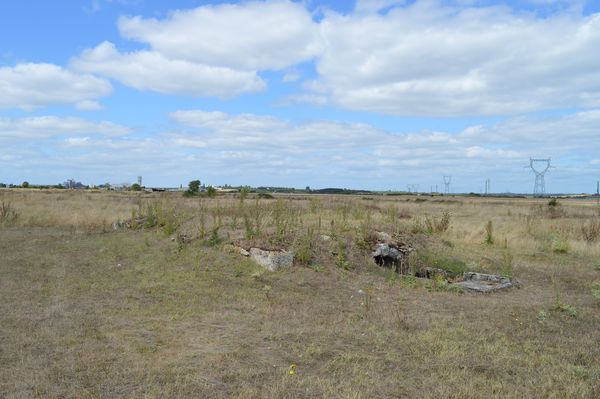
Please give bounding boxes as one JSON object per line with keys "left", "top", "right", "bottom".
{"left": 64, "top": 179, "right": 86, "bottom": 189}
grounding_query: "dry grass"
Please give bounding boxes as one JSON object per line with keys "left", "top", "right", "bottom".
{"left": 1, "top": 189, "right": 600, "bottom": 398}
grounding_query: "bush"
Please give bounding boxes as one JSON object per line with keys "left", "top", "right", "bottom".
{"left": 206, "top": 186, "right": 217, "bottom": 197}
{"left": 257, "top": 192, "right": 274, "bottom": 199}
{"left": 551, "top": 235, "right": 570, "bottom": 253}
{"left": 131, "top": 183, "right": 142, "bottom": 191}
{"left": 184, "top": 180, "right": 201, "bottom": 196}
{"left": 484, "top": 220, "right": 494, "bottom": 245}
{"left": 425, "top": 211, "right": 451, "bottom": 234}
{"left": 581, "top": 219, "right": 600, "bottom": 242}
{"left": 0, "top": 201, "right": 19, "bottom": 225}
{"left": 592, "top": 281, "right": 600, "bottom": 302}
{"left": 21, "top": 181, "right": 29, "bottom": 188}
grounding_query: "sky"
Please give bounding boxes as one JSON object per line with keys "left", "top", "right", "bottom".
{"left": 1, "top": 0, "right": 600, "bottom": 193}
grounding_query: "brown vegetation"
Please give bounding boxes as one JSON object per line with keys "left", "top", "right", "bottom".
{"left": 1, "top": 189, "right": 599, "bottom": 397}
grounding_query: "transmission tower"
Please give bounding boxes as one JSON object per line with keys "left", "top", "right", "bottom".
{"left": 407, "top": 184, "right": 419, "bottom": 193}
{"left": 527, "top": 158, "right": 551, "bottom": 197}
{"left": 443, "top": 176, "right": 451, "bottom": 194}
{"left": 484, "top": 178, "right": 491, "bottom": 195}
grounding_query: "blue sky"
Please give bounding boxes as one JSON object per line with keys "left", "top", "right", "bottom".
{"left": 1, "top": 0, "right": 600, "bottom": 193}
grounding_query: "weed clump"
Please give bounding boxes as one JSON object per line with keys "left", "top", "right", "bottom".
{"left": 591, "top": 281, "right": 600, "bottom": 303}
{"left": 551, "top": 234, "right": 570, "bottom": 254}
{"left": 484, "top": 220, "right": 494, "bottom": 245}
{"left": 580, "top": 218, "right": 600, "bottom": 242}
{"left": 0, "top": 201, "right": 19, "bottom": 225}
{"left": 552, "top": 277, "right": 577, "bottom": 317}
{"left": 411, "top": 211, "right": 451, "bottom": 235}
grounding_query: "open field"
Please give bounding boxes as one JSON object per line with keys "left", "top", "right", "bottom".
{"left": 1, "top": 189, "right": 600, "bottom": 398}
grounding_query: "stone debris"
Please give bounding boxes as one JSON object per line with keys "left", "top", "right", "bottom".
{"left": 237, "top": 247, "right": 250, "bottom": 256}
{"left": 249, "top": 248, "right": 294, "bottom": 271}
{"left": 375, "top": 231, "right": 392, "bottom": 243}
{"left": 372, "top": 242, "right": 413, "bottom": 273}
{"left": 454, "top": 272, "right": 520, "bottom": 293}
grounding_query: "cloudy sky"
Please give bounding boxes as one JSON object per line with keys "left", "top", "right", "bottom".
{"left": 1, "top": 0, "right": 599, "bottom": 193}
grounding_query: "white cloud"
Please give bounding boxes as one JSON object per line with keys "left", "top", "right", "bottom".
{"left": 0, "top": 63, "right": 112, "bottom": 110}
{"left": 71, "top": 42, "right": 265, "bottom": 98}
{"left": 2, "top": 108, "right": 599, "bottom": 191}
{"left": 118, "top": 0, "right": 321, "bottom": 71}
{"left": 354, "top": 0, "right": 407, "bottom": 13}
{"left": 0, "top": 116, "right": 131, "bottom": 139}
{"left": 311, "top": 1, "right": 600, "bottom": 116}
{"left": 282, "top": 69, "right": 301, "bottom": 82}
{"left": 75, "top": 100, "right": 104, "bottom": 111}
{"left": 72, "top": 0, "right": 320, "bottom": 97}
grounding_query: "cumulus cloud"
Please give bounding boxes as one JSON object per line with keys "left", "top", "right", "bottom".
{"left": 118, "top": 0, "right": 321, "bottom": 70}
{"left": 75, "top": 100, "right": 104, "bottom": 111}
{"left": 2, "top": 108, "right": 599, "bottom": 191}
{"left": 0, "top": 63, "right": 112, "bottom": 110}
{"left": 71, "top": 42, "right": 265, "bottom": 97}
{"left": 72, "top": 0, "right": 320, "bottom": 97}
{"left": 0, "top": 116, "right": 131, "bottom": 139}
{"left": 163, "top": 108, "right": 600, "bottom": 189}
{"left": 311, "top": 1, "right": 600, "bottom": 116}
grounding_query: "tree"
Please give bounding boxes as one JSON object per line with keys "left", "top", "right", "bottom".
{"left": 206, "top": 186, "right": 217, "bottom": 197}
{"left": 21, "top": 181, "right": 29, "bottom": 188}
{"left": 189, "top": 180, "right": 201, "bottom": 193}
{"left": 131, "top": 183, "right": 142, "bottom": 191}
{"left": 184, "top": 180, "right": 201, "bottom": 197}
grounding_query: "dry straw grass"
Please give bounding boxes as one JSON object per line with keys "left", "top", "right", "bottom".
{"left": 1, "top": 189, "right": 599, "bottom": 397}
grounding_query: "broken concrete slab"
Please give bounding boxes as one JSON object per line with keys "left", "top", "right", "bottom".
{"left": 372, "top": 243, "right": 413, "bottom": 273}
{"left": 454, "top": 272, "right": 520, "bottom": 293}
{"left": 249, "top": 248, "right": 294, "bottom": 271}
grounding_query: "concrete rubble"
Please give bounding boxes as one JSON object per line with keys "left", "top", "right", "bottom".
{"left": 249, "top": 248, "right": 294, "bottom": 271}
{"left": 454, "top": 272, "right": 520, "bottom": 293}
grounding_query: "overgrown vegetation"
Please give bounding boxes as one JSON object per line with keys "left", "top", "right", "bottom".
{"left": 1, "top": 190, "right": 600, "bottom": 397}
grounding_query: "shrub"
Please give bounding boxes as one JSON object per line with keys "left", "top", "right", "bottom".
{"left": 21, "top": 181, "right": 29, "bottom": 188}
{"left": 424, "top": 211, "right": 451, "bottom": 234}
{"left": 206, "top": 186, "right": 217, "bottom": 198}
{"left": 294, "top": 228, "right": 314, "bottom": 265}
{"left": 131, "top": 183, "right": 142, "bottom": 191}
{"left": 484, "top": 220, "right": 494, "bottom": 245}
{"left": 551, "top": 235, "right": 570, "bottom": 254}
{"left": 592, "top": 281, "right": 600, "bottom": 302}
{"left": 552, "top": 277, "right": 577, "bottom": 317}
{"left": 500, "top": 250, "right": 514, "bottom": 278}
{"left": 581, "top": 219, "right": 600, "bottom": 242}
{"left": 257, "top": 192, "right": 274, "bottom": 199}
{"left": 0, "top": 201, "right": 19, "bottom": 225}
{"left": 418, "top": 252, "right": 467, "bottom": 276}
